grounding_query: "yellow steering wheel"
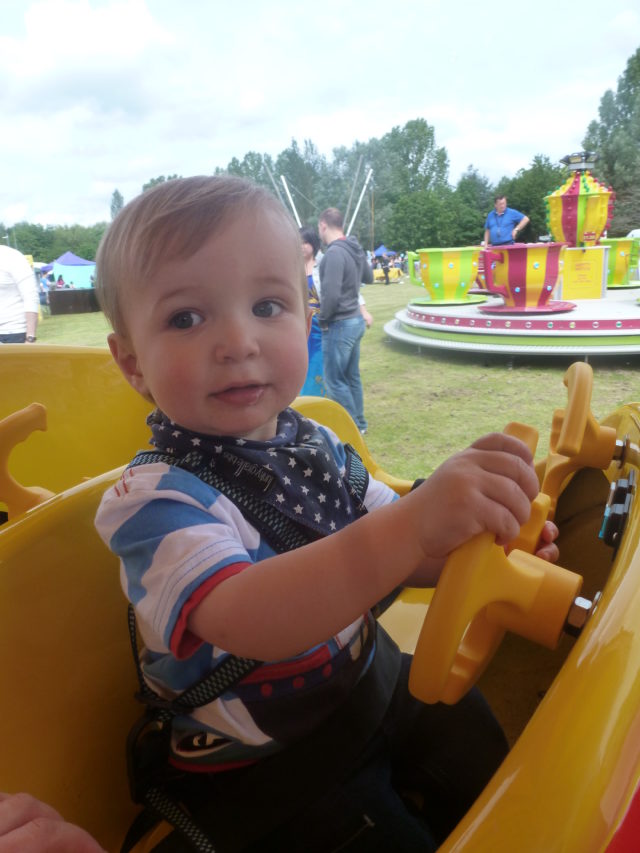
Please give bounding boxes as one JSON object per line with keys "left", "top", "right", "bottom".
{"left": 408, "top": 363, "right": 616, "bottom": 706}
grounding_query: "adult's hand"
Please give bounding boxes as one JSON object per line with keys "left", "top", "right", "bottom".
{"left": 360, "top": 305, "right": 373, "bottom": 328}
{"left": 0, "top": 793, "right": 105, "bottom": 853}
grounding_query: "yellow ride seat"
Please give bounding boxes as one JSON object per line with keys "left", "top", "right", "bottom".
{"left": 0, "top": 345, "right": 151, "bottom": 498}
{"left": 0, "top": 470, "right": 140, "bottom": 852}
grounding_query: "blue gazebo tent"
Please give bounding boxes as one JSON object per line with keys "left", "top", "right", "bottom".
{"left": 52, "top": 251, "right": 96, "bottom": 289}
{"left": 374, "top": 244, "right": 396, "bottom": 257}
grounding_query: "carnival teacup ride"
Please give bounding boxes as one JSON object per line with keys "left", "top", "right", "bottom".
{"left": 630, "top": 237, "right": 640, "bottom": 281}
{"left": 545, "top": 167, "right": 614, "bottom": 249}
{"left": 408, "top": 246, "right": 486, "bottom": 305}
{"left": 601, "top": 238, "right": 636, "bottom": 288}
{"left": 1, "top": 346, "right": 640, "bottom": 851}
{"left": 480, "top": 241, "right": 575, "bottom": 314}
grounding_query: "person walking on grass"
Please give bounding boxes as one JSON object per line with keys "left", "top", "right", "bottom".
{"left": 317, "top": 207, "right": 372, "bottom": 434}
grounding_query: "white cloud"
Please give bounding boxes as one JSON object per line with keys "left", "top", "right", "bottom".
{"left": 0, "top": 0, "right": 637, "bottom": 230}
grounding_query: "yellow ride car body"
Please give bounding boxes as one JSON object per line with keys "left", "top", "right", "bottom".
{"left": 1, "top": 345, "right": 639, "bottom": 851}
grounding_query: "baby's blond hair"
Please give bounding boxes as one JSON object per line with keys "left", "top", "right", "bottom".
{"left": 96, "top": 175, "right": 303, "bottom": 336}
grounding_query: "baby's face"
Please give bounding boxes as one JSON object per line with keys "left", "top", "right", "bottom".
{"left": 110, "top": 208, "right": 310, "bottom": 440}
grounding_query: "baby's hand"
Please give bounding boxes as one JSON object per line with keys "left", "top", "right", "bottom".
{"left": 534, "top": 519, "right": 559, "bottom": 563}
{"left": 411, "top": 432, "right": 540, "bottom": 568}
{"left": 0, "top": 792, "right": 105, "bottom": 853}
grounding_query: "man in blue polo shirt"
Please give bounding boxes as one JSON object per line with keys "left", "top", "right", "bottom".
{"left": 483, "top": 195, "right": 529, "bottom": 246}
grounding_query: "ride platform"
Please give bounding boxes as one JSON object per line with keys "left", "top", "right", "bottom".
{"left": 384, "top": 286, "right": 640, "bottom": 356}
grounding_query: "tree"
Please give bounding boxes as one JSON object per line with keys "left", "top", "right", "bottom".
{"left": 142, "top": 174, "right": 181, "bottom": 192}
{"left": 48, "top": 223, "right": 107, "bottom": 260}
{"left": 386, "top": 190, "right": 456, "bottom": 252}
{"left": 451, "top": 167, "right": 494, "bottom": 246}
{"left": 274, "top": 139, "right": 329, "bottom": 225}
{"left": 225, "top": 151, "right": 276, "bottom": 191}
{"left": 321, "top": 142, "right": 373, "bottom": 231}
{"left": 610, "top": 184, "right": 640, "bottom": 235}
{"left": 9, "top": 222, "right": 56, "bottom": 259}
{"left": 110, "top": 189, "right": 124, "bottom": 220}
{"left": 8, "top": 221, "right": 107, "bottom": 261}
{"left": 379, "top": 119, "right": 449, "bottom": 199}
{"left": 582, "top": 46, "right": 640, "bottom": 225}
{"left": 325, "top": 120, "right": 449, "bottom": 243}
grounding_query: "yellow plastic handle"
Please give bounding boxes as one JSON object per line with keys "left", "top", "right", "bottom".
{"left": 408, "top": 419, "right": 582, "bottom": 706}
{"left": 556, "top": 362, "right": 593, "bottom": 457}
{"left": 0, "top": 403, "right": 55, "bottom": 519}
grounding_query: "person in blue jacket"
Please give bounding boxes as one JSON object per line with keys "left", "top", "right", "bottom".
{"left": 483, "top": 195, "right": 529, "bottom": 246}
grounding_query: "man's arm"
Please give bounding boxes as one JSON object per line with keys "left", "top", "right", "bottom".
{"left": 359, "top": 295, "right": 373, "bottom": 328}
{"left": 512, "top": 214, "right": 530, "bottom": 240}
{"left": 483, "top": 213, "right": 492, "bottom": 247}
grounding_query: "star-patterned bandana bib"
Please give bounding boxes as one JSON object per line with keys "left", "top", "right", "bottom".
{"left": 146, "top": 408, "right": 368, "bottom": 539}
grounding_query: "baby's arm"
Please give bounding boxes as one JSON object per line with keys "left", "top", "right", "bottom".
{"left": 188, "top": 432, "right": 539, "bottom": 661}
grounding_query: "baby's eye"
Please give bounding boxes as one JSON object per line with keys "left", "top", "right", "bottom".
{"left": 169, "top": 310, "right": 203, "bottom": 329}
{"left": 253, "top": 300, "right": 283, "bottom": 318}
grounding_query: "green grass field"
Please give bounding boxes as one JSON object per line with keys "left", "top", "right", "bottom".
{"left": 37, "top": 281, "right": 640, "bottom": 479}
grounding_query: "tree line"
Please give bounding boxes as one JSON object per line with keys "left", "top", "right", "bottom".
{"left": 3, "top": 47, "right": 638, "bottom": 262}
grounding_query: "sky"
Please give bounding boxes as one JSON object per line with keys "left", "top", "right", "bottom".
{"left": 1, "top": 0, "right": 638, "bottom": 230}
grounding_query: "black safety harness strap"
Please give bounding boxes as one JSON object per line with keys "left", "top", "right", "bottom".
{"left": 122, "top": 443, "right": 375, "bottom": 852}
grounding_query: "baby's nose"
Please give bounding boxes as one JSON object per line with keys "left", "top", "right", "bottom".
{"left": 215, "top": 317, "right": 259, "bottom": 360}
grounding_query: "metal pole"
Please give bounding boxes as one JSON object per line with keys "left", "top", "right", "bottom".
{"left": 264, "top": 164, "right": 286, "bottom": 207}
{"left": 344, "top": 154, "right": 363, "bottom": 229}
{"left": 346, "top": 169, "right": 373, "bottom": 236}
{"left": 370, "top": 186, "right": 375, "bottom": 253}
{"left": 280, "top": 175, "right": 302, "bottom": 227}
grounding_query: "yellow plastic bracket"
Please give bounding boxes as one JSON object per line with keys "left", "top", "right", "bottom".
{"left": 408, "top": 535, "right": 582, "bottom": 705}
{"left": 0, "top": 403, "right": 55, "bottom": 519}
{"left": 541, "top": 363, "right": 617, "bottom": 517}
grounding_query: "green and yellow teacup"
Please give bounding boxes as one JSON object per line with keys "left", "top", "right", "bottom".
{"left": 408, "top": 246, "right": 483, "bottom": 303}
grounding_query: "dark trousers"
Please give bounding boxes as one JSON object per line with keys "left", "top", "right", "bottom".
{"left": 159, "top": 654, "right": 508, "bottom": 852}
{"left": 253, "top": 656, "right": 508, "bottom": 851}
{"left": 0, "top": 333, "right": 26, "bottom": 343}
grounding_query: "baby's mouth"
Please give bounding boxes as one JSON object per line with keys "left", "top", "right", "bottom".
{"left": 213, "top": 383, "right": 266, "bottom": 405}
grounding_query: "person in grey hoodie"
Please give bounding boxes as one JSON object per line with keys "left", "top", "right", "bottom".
{"left": 317, "top": 207, "right": 373, "bottom": 433}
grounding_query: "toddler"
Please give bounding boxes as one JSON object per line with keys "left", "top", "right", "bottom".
{"left": 94, "top": 175, "right": 557, "bottom": 851}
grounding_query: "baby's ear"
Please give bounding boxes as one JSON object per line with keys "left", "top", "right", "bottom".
{"left": 108, "top": 332, "right": 153, "bottom": 402}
